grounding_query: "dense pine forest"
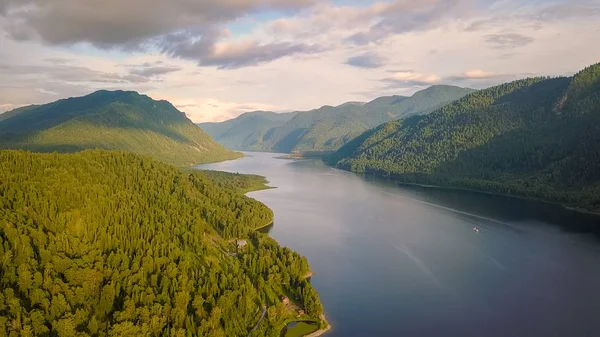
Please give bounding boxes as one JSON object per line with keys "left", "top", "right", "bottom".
{"left": 0, "top": 90, "right": 241, "bottom": 167}
{"left": 0, "top": 150, "right": 323, "bottom": 337}
{"left": 329, "top": 63, "right": 600, "bottom": 212}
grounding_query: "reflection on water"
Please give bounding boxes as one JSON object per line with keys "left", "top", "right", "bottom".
{"left": 197, "top": 152, "right": 600, "bottom": 337}
{"left": 363, "top": 174, "right": 600, "bottom": 237}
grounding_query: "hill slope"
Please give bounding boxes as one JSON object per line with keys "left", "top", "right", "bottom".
{"left": 200, "top": 85, "right": 474, "bottom": 153}
{"left": 329, "top": 63, "right": 600, "bottom": 211}
{"left": 0, "top": 90, "right": 241, "bottom": 166}
{"left": 0, "top": 150, "right": 323, "bottom": 336}
{"left": 199, "top": 111, "right": 297, "bottom": 151}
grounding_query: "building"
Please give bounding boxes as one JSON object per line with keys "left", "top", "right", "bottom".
{"left": 282, "top": 296, "right": 290, "bottom": 305}
{"left": 236, "top": 239, "right": 247, "bottom": 248}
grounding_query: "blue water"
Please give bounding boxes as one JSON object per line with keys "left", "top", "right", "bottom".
{"left": 198, "top": 152, "right": 600, "bottom": 337}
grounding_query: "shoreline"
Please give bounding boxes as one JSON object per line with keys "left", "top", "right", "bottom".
{"left": 254, "top": 221, "right": 274, "bottom": 231}
{"left": 390, "top": 180, "right": 600, "bottom": 217}
{"left": 305, "top": 315, "right": 331, "bottom": 337}
{"left": 243, "top": 180, "right": 332, "bottom": 337}
{"left": 321, "top": 163, "right": 600, "bottom": 218}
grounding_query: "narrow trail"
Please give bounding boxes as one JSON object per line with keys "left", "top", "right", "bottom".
{"left": 247, "top": 304, "right": 267, "bottom": 337}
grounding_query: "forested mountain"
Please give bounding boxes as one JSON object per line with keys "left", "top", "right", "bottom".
{"left": 0, "top": 150, "right": 324, "bottom": 336}
{"left": 0, "top": 90, "right": 241, "bottom": 166}
{"left": 328, "top": 63, "right": 600, "bottom": 211}
{"left": 198, "top": 111, "right": 297, "bottom": 151}
{"left": 199, "top": 85, "right": 474, "bottom": 153}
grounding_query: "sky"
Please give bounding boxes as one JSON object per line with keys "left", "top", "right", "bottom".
{"left": 0, "top": 0, "right": 599, "bottom": 123}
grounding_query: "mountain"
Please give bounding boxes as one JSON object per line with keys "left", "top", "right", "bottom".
{"left": 198, "top": 110, "right": 297, "bottom": 151}
{"left": 199, "top": 85, "right": 475, "bottom": 153}
{"left": 0, "top": 90, "right": 241, "bottom": 166}
{"left": 328, "top": 63, "right": 600, "bottom": 211}
{"left": 0, "top": 149, "right": 324, "bottom": 336}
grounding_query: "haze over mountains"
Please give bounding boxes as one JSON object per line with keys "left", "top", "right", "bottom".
{"left": 0, "top": 90, "right": 240, "bottom": 166}
{"left": 328, "top": 63, "right": 600, "bottom": 211}
{"left": 199, "top": 85, "right": 475, "bottom": 153}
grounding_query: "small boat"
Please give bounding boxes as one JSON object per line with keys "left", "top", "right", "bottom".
{"left": 473, "top": 227, "right": 480, "bottom": 232}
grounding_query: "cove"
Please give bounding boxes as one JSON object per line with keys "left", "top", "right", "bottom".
{"left": 197, "top": 152, "right": 600, "bottom": 337}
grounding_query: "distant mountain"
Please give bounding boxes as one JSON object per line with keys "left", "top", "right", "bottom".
{"left": 0, "top": 90, "right": 240, "bottom": 166}
{"left": 328, "top": 63, "right": 600, "bottom": 211}
{"left": 199, "top": 85, "right": 475, "bottom": 152}
{"left": 199, "top": 110, "right": 298, "bottom": 151}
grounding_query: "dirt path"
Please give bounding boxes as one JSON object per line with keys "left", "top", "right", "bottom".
{"left": 247, "top": 305, "right": 267, "bottom": 337}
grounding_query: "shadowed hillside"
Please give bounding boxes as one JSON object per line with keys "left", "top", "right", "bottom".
{"left": 0, "top": 90, "right": 241, "bottom": 166}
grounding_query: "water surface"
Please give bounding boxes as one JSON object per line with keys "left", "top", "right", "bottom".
{"left": 198, "top": 152, "right": 600, "bottom": 337}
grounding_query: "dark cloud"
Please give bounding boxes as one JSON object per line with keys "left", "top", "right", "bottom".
{"left": 345, "top": 52, "right": 385, "bottom": 69}
{"left": 346, "top": 0, "right": 468, "bottom": 45}
{"left": 158, "top": 29, "right": 322, "bottom": 69}
{"left": 0, "top": 0, "right": 315, "bottom": 47}
{"left": 484, "top": 33, "right": 534, "bottom": 49}
{"left": 0, "top": 0, "right": 319, "bottom": 68}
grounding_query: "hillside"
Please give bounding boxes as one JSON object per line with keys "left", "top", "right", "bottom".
{"left": 328, "top": 63, "right": 600, "bottom": 211}
{"left": 199, "top": 111, "right": 297, "bottom": 151}
{"left": 0, "top": 90, "right": 241, "bottom": 166}
{"left": 200, "top": 85, "right": 474, "bottom": 153}
{"left": 0, "top": 150, "right": 324, "bottom": 336}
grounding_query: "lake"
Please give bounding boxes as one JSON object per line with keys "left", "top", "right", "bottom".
{"left": 197, "top": 152, "right": 600, "bottom": 337}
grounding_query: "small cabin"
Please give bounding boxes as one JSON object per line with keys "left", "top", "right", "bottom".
{"left": 282, "top": 296, "right": 290, "bottom": 305}
{"left": 236, "top": 239, "right": 247, "bottom": 248}
{"left": 297, "top": 309, "right": 305, "bottom": 316}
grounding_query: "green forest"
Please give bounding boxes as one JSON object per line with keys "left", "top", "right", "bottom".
{"left": 0, "top": 150, "right": 324, "bottom": 337}
{"left": 329, "top": 63, "right": 600, "bottom": 212}
{"left": 199, "top": 85, "right": 474, "bottom": 153}
{"left": 0, "top": 90, "right": 241, "bottom": 167}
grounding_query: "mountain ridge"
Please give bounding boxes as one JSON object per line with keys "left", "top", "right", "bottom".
{"left": 328, "top": 63, "right": 600, "bottom": 211}
{"left": 199, "top": 85, "right": 475, "bottom": 152}
{"left": 0, "top": 90, "right": 241, "bottom": 166}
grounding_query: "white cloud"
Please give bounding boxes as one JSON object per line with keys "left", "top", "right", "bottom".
{"left": 387, "top": 71, "right": 441, "bottom": 85}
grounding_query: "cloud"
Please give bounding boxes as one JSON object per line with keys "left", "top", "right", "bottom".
{"left": 384, "top": 71, "right": 441, "bottom": 87}
{"left": 158, "top": 29, "right": 322, "bottom": 69}
{"left": 0, "top": 81, "right": 91, "bottom": 108}
{"left": 484, "top": 33, "right": 534, "bottom": 49}
{"left": 154, "top": 96, "right": 282, "bottom": 122}
{"left": 0, "top": 64, "right": 150, "bottom": 84}
{"left": 447, "top": 70, "right": 504, "bottom": 81}
{"left": 532, "top": 2, "right": 600, "bottom": 21}
{"left": 44, "top": 57, "right": 72, "bottom": 65}
{"left": 346, "top": 0, "right": 470, "bottom": 45}
{"left": 130, "top": 66, "right": 180, "bottom": 77}
{"left": 127, "top": 62, "right": 182, "bottom": 77}
{"left": 345, "top": 52, "right": 385, "bottom": 69}
{"left": 0, "top": 0, "right": 316, "bottom": 47}
{"left": 465, "top": 1, "right": 600, "bottom": 32}
{"left": 0, "top": 0, "right": 319, "bottom": 69}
